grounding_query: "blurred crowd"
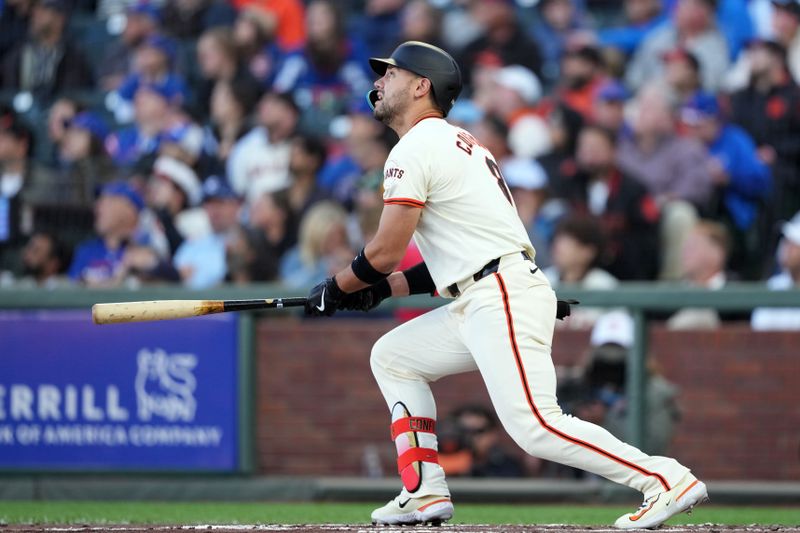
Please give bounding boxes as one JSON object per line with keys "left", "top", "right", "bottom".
{"left": 1, "top": 0, "right": 800, "bottom": 328}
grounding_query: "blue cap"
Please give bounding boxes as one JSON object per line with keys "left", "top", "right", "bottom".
{"left": 101, "top": 181, "right": 145, "bottom": 212}
{"left": 202, "top": 175, "right": 239, "bottom": 202}
{"left": 142, "top": 34, "right": 176, "bottom": 65}
{"left": 596, "top": 81, "right": 630, "bottom": 103}
{"left": 68, "top": 111, "right": 109, "bottom": 141}
{"left": 128, "top": 1, "right": 161, "bottom": 22}
{"left": 681, "top": 92, "right": 720, "bottom": 124}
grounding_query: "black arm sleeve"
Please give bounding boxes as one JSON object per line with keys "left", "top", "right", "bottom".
{"left": 402, "top": 262, "right": 436, "bottom": 296}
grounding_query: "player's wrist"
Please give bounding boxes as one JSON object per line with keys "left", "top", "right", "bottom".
{"left": 329, "top": 275, "right": 346, "bottom": 299}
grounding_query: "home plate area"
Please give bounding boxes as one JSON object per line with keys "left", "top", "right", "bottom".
{"left": 3, "top": 524, "right": 798, "bottom": 533}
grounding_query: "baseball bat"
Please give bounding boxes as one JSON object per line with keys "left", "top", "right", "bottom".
{"left": 92, "top": 297, "right": 307, "bottom": 325}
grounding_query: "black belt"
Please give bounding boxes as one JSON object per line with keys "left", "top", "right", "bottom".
{"left": 447, "top": 251, "right": 536, "bottom": 298}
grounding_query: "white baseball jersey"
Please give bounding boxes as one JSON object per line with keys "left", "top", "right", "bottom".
{"left": 382, "top": 116, "right": 535, "bottom": 295}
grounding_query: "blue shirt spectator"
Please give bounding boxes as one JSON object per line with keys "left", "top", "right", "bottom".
{"left": 173, "top": 175, "right": 242, "bottom": 289}
{"left": 682, "top": 92, "right": 771, "bottom": 232}
{"left": 68, "top": 182, "right": 147, "bottom": 285}
{"left": 106, "top": 79, "right": 185, "bottom": 167}
{"left": 271, "top": 0, "right": 378, "bottom": 134}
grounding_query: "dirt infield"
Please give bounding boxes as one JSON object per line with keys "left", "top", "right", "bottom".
{"left": 3, "top": 525, "right": 798, "bottom": 533}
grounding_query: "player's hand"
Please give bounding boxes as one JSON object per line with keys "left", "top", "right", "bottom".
{"left": 338, "top": 279, "right": 391, "bottom": 312}
{"left": 305, "top": 277, "right": 345, "bottom": 317}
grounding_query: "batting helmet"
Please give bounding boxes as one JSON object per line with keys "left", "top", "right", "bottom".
{"left": 367, "top": 41, "right": 462, "bottom": 117}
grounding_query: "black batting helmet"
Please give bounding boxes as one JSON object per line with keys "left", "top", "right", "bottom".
{"left": 367, "top": 41, "right": 462, "bottom": 117}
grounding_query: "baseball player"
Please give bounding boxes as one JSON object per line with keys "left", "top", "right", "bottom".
{"left": 304, "top": 41, "right": 708, "bottom": 529}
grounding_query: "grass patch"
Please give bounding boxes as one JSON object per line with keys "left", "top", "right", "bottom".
{"left": 0, "top": 501, "right": 797, "bottom": 526}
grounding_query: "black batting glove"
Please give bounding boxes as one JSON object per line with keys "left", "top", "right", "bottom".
{"left": 338, "top": 278, "right": 392, "bottom": 312}
{"left": 305, "top": 276, "right": 345, "bottom": 317}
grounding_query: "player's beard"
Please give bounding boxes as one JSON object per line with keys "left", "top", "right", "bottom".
{"left": 374, "top": 88, "right": 410, "bottom": 126}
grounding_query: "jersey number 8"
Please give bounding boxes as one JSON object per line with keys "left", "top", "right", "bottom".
{"left": 485, "top": 156, "right": 514, "bottom": 206}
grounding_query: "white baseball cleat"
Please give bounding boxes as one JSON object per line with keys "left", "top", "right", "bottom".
{"left": 371, "top": 493, "right": 454, "bottom": 526}
{"left": 614, "top": 473, "right": 709, "bottom": 529}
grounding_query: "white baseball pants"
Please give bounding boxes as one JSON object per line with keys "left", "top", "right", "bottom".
{"left": 370, "top": 253, "right": 690, "bottom": 499}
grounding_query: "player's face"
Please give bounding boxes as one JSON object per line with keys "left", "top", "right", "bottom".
{"left": 373, "top": 66, "right": 415, "bottom": 124}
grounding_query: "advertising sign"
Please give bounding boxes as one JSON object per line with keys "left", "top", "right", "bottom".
{"left": 0, "top": 310, "right": 239, "bottom": 471}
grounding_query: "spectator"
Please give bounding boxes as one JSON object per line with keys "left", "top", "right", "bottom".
{"left": 0, "top": 110, "right": 55, "bottom": 274}
{"left": 173, "top": 175, "right": 242, "bottom": 289}
{"left": 317, "top": 106, "right": 388, "bottom": 206}
{"left": 225, "top": 224, "right": 265, "bottom": 284}
{"left": 111, "top": 34, "right": 188, "bottom": 124}
{"left": 97, "top": 1, "right": 161, "bottom": 92}
{"left": 531, "top": 0, "right": 590, "bottom": 87}
{"left": 564, "top": 125, "right": 661, "bottom": 280}
{"left": 272, "top": 0, "right": 372, "bottom": 135}
{"left": 500, "top": 156, "right": 553, "bottom": 268}
{"left": 728, "top": 38, "right": 800, "bottom": 224}
{"left": 400, "top": 0, "right": 443, "bottom": 47}
{"left": 483, "top": 65, "right": 552, "bottom": 159}
{"left": 349, "top": 126, "right": 396, "bottom": 215}
{"left": 662, "top": 47, "right": 703, "bottom": 104}
{"left": 544, "top": 214, "right": 619, "bottom": 328}
{"left": 194, "top": 27, "right": 261, "bottom": 122}
{"left": 44, "top": 96, "right": 78, "bottom": 164}
{"left": 107, "top": 79, "right": 184, "bottom": 169}
{"left": 287, "top": 134, "right": 329, "bottom": 220}
{"left": 593, "top": 81, "right": 631, "bottom": 136}
{"left": 667, "top": 220, "right": 741, "bottom": 329}
{"left": 146, "top": 155, "right": 206, "bottom": 255}
{"left": 56, "top": 111, "right": 115, "bottom": 206}
{"left": 680, "top": 92, "right": 771, "bottom": 277}
{"left": 355, "top": 0, "right": 405, "bottom": 58}
{"left": 626, "top": 0, "right": 729, "bottom": 92}
{"left": 232, "top": 7, "right": 284, "bottom": 86}
{"left": 458, "top": 0, "right": 544, "bottom": 89}
{"left": 227, "top": 91, "right": 299, "bottom": 202}
{"left": 451, "top": 405, "right": 524, "bottom": 478}
{"left": 158, "top": 121, "right": 205, "bottom": 169}
{"left": 751, "top": 211, "right": 800, "bottom": 330}
{"left": 558, "top": 44, "right": 609, "bottom": 120}
{"left": 771, "top": 0, "right": 800, "bottom": 82}
{"left": 67, "top": 181, "right": 146, "bottom": 286}
{"left": 617, "top": 85, "right": 711, "bottom": 279}
{"left": 246, "top": 188, "right": 297, "bottom": 281}
{"left": 160, "top": 0, "right": 236, "bottom": 40}
{"left": 203, "top": 79, "right": 260, "bottom": 173}
{"left": 0, "top": 0, "right": 93, "bottom": 101}
{"left": 579, "top": 311, "right": 680, "bottom": 456}
{"left": 229, "top": 0, "right": 305, "bottom": 51}
{"left": 279, "top": 200, "right": 352, "bottom": 289}
{"left": 15, "top": 231, "right": 70, "bottom": 287}
{"left": 597, "top": 0, "right": 666, "bottom": 56}
{"left": 0, "top": 0, "right": 35, "bottom": 58}
{"left": 617, "top": 84, "right": 713, "bottom": 208}
{"left": 544, "top": 215, "right": 618, "bottom": 289}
